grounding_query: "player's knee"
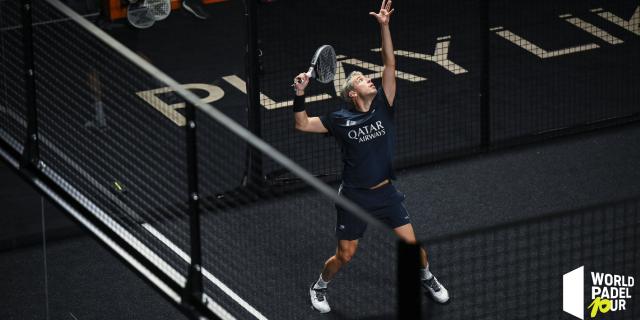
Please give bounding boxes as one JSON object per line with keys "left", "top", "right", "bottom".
{"left": 337, "top": 251, "right": 354, "bottom": 264}
{"left": 336, "top": 246, "right": 357, "bottom": 263}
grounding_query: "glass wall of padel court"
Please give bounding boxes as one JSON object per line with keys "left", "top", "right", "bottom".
{"left": 0, "top": 0, "right": 638, "bottom": 319}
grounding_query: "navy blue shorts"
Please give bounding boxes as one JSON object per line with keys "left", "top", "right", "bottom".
{"left": 335, "top": 183, "right": 411, "bottom": 240}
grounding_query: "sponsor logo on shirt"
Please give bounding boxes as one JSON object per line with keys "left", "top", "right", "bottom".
{"left": 347, "top": 120, "right": 386, "bottom": 143}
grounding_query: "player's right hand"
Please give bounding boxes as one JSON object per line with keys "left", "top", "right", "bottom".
{"left": 293, "top": 73, "right": 309, "bottom": 93}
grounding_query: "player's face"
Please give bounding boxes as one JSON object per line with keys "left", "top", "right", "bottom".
{"left": 352, "top": 75, "right": 377, "bottom": 98}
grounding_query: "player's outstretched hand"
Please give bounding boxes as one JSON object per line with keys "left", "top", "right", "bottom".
{"left": 369, "top": 0, "right": 394, "bottom": 25}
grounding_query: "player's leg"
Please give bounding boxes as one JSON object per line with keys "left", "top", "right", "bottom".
{"left": 320, "top": 195, "right": 367, "bottom": 282}
{"left": 322, "top": 239, "right": 359, "bottom": 281}
{"left": 393, "top": 223, "right": 428, "bottom": 266}
{"left": 309, "top": 186, "right": 367, "bottom": 313}
{"left": 390, "top": 204, "right": 450, "bottom": 304}
{"left": 310, "top": 191, "right": 367, "bottom": 314}
{"left": 310, "top": 240, "right": 359, "bottom": 313}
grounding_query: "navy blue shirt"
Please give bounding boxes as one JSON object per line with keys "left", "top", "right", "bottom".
{"left": 320, "top": 88, "right": 397, "bottom": 188}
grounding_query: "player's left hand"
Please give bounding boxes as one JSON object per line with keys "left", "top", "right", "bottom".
{"left": 369, "top": 0, "right": 394, "bottom": 25}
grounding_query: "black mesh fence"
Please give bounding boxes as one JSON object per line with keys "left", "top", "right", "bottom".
{"left": 0, "top": 0, "right": 27, "bottom": 153}
{"left": 256, "top": 0, "right": 640, "bottom": 180}
{"left": 489, "top": 0, "right": 640, "bottom": 144}
{"left": 29, "top": 0, "right": 192, "bottom": 292}
{"left": 420, "top": 198, "right": 640, "bottom": 320}
{"left": 257, "top": 0, "right": 483, "bottom": 180}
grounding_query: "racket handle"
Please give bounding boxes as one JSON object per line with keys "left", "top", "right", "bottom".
{"left": 295, "top": 67, "right": 314, "bottom": 84}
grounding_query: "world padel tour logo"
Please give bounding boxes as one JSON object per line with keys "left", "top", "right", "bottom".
{"left": 563, "top": 266, "right": 635, "bottom": 319}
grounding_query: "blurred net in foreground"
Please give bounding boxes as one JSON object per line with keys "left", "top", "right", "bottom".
{"left": 31, "top": 0, "right": 192, "bottom": 296}
{"left": 421, "top": 198, "right": 640, "bottom": 320}
{"left": 0, "top": 0, "right": 27, "bottom": 153}
{"left": 0, "top": 0, "right": 408, "bottom": 319}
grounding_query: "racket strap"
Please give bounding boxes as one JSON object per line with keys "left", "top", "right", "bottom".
{"left": 293, "top": 95, "right": 306, "bottom": 112}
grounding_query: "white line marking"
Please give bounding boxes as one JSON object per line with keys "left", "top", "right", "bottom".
{"left": 564, "top": 17, "right": 624, "bottom": 44}
{"left": 34, "top": 167, "right": 185, "bottom": 306}
{"left": 142, "top": 224, "right": 268, "bottom": 320}
{"left": 222, "top": 74, "right": 332, "bottom": 110}
{"left": 495, "top": 29, "right": 599, "bottom": 58}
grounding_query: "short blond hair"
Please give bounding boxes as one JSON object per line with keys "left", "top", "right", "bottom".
{"left": 340, "top": 71, "right": 364, "bottom": 103}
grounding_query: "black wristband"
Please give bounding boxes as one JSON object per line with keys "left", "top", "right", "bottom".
{"left": 293, "top": 95, "right": 306, "bottom": 112}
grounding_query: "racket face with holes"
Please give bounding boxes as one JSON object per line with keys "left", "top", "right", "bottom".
{"left": 148, "top": 0, "right": 171, "bottom": 21}
{"left": 309, "top": 45, "right": 336, "bottom": 84}
{"left": 127, "top": 2, "right": 155, "bottom": 29}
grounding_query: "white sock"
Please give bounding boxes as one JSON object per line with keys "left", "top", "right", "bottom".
{"left": 313, "top": 274, "right": 329, "bottom": 289}
{"left": 420, "top": 265, "right": 433, "bottom": 280}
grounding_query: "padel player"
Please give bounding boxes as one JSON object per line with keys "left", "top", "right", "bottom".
{"left": 292, "top": 0, "right": 450, "bottom": 314}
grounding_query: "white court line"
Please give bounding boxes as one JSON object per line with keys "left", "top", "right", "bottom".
{"left": 34, "top": 165, "right": 185, "bottom": 306}
{"left": 0, "top": 108, "right": 239, "bottom": 319}
{"left": 142, "top": 224, "right": 268, "bottom": 320}
{"left": 40, "top": 165, "right": 236, "bottom": 320}
{"left": 42, "top": 140, "right": 256, "bottom": 318}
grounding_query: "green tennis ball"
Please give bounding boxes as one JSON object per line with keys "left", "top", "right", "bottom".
{"left": 113, "top": 181, "right": 125, "bottom": 193}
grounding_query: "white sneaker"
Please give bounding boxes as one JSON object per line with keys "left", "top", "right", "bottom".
{"left": 309, "top": 284, "right": 331, "bottom": 313}
{"left": 422, "top": 275, "right": 450, "bottom": 303}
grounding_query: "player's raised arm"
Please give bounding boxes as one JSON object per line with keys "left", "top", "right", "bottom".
{"left": 370, "top": 0, "right": 396, "bottom": 106}
{"left": 293, "top": 72, "right": 328, "bottom": 133}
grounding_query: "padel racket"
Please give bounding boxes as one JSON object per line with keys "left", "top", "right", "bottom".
{"left": 127, "top": 0, "right": 171, "bottom": 28}
{"left": 298, "top": 45, "right": 337, "bottom": 84}
{"left": 127, "top": 1, "right": 155, "bottom": 29}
